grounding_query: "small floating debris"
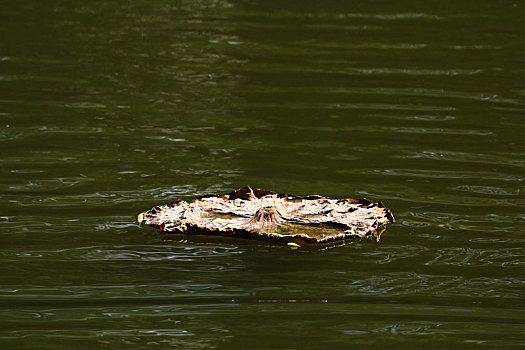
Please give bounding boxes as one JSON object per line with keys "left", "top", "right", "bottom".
{"left": 138, "top": 186, "right": 394, "bottom": 244}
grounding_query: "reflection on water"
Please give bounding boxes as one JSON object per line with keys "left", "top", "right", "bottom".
{"left": 1, "top": 0, "right": 524, "bottom": 348}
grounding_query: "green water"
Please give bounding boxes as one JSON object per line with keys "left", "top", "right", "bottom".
{"left": 1, "top": 0, "right": 524, "bottom": 348}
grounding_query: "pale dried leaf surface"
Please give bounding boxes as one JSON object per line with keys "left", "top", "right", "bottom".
{"left": 138, "top": 186, "right": 395, "bottom": 244}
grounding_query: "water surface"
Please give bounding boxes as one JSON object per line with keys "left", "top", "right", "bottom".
{"left": 1, "top": 0, "right": 524, "bottom": 348}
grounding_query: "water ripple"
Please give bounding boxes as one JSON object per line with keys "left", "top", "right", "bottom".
{"left": 396, "top": 150, "right": 525, "bottom": 168}
{"left": 0, "top": 245, "right": 244, "bottom": 261}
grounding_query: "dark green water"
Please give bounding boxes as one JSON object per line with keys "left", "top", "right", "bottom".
{"left": 1, "top": 1, "right": 524, "bottom": 348}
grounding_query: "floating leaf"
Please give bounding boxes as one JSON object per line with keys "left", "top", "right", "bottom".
{"left": 138, "top": 186, "right": 395, "bottom": 244}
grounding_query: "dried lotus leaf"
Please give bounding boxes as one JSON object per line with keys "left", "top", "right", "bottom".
{"left": 138, "top": 186, "right": 395, "bottom": 244}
